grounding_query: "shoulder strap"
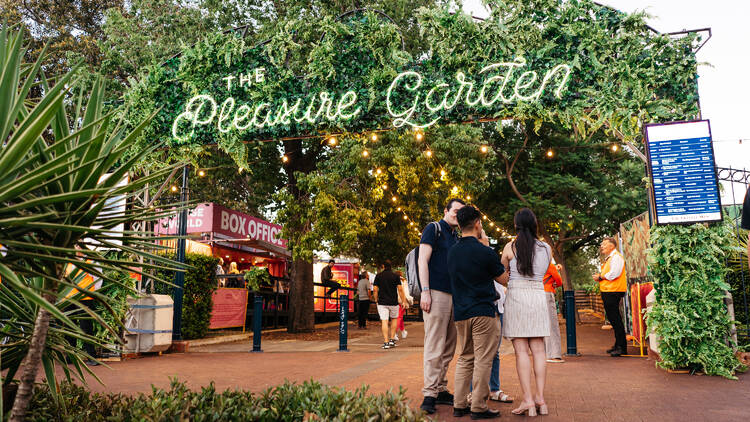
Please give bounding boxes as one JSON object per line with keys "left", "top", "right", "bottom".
{"left": 431, "top": 221, "right": 441, "bottom": 239}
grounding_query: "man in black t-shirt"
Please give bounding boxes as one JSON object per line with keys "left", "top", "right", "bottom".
{"left": 373, "top": 260, "right": 404, "bottom": 349}
{"left": 741, "top": 188, "right": 750, "bottom": 270}
{"left": 447, "top": 205, "right": 505, "bottom": 419}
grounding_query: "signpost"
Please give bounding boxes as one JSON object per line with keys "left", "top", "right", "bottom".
{"left": 644, "top": 120, "right": 722, "bottom": 225}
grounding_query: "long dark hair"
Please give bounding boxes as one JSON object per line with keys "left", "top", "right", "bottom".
{"left": 513, "top": 208, "right": 539, "bottom": 277}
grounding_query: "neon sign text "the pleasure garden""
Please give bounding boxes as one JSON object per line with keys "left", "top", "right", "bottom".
{"left": 171, "top": 56, "right": 571, "bottom": 141}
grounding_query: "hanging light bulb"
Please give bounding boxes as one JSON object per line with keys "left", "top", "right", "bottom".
{"left": 397, "top": 207, "right": 402, "bottom": 211}
{"left": 440, "top": 169, "right": 446, "bottom": 177}
{"left": 425, "top": 150, "right": 432, "bottom": 158}
{"left": 328, "top": 136, "right": 337, "bottom": 146}
{"left": 480, "top": 145, "right": 488, "bottom": 153}
{"left": 371, "top": 133, "right": 378, "bottom": 141}
{"left": 490, "top": 222, "right": 495, "bottom": 227}
{"left": 546, "top": 149, "right": 554, "bottom": 158}
{"left": 375, "top": 168, "right": 382, "bottom": 175}
{"left": 198, "top": 169, "right": 206, "bottom": 177}
{"left": 611, "top": 144, "right": 619, "bottom": 152}
{"left": 362, "top": 149, "right": 369, "bottom": 158}
{"left": 482, "top": 215, "right": 487, "bottom": 220}
{"left": 282, "top": 155, "right": 289, "bottom": 163}
{"left": 391, "top": 196, "right": 397, "bottom": 202}
{"left": 171, "top": 185, "right": 178, "bottom": 193}
{"left": 466, "top": 195, "right": 472, "bottom": 201}
{"left": 382, "top": 184, "right": 388, "bottom": 190}
{"left": 416, "top": 132, "right": 424, "bottom": 141}
{"left": 403, "top": 215, "right": 408, "bottom": 220}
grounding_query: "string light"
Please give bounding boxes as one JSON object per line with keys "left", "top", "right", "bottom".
{"left": 362, "top": 149, "right": 369, "bottom": 157}
{"left": 403, "top": 215, "right": 408, "bottom": 220}
{"left": 611, "top": 144, "right": 619, "bottom": 152}
{"left": 371, "top": 133, "right": 378, "bottom": 141}
{"left": 416, "top": 132, "right": 424, "bottom": 141}
{"left": 440, "top": 169, "right": 446, "bottom": 177}
{"left": 480, "top": 145, "right": 488, "bottom": 153}
{"left": 375, "top": 168, "right": 382, "bottom": 175}
{"left": 546, "top": 149, "right": 554, "bottom": 158}
{"left": 466, "top": 195, "right": 472, "bottom": 201}
{"left": 328, "top": 136, "right": 337, "bottom": 146}
{"left": 282, "top": 155, "right": 289, "bottom": 163}
{"left": 171, "top": 185, "right": 178, "bottom": 192}
{"left": 425, "top": 150, "right": 432, "bottom": 158}
{"left": 391, "top": 196, "right": 397, "bottom": 202}
{"left": 483, "top": 215, "right": 487, "bottom": 220}
{"left": 382, "top": 184, "right": 388, "bottom": 190}
{"left": 198, "top": 169, "right": 206, "bottom": 177}
{"left": 397, "top": 207, "right": 402, "bottom": 211}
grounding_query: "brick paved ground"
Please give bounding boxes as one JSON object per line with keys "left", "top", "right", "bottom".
{"left": 71, "top": 320, "right": 748, "bottom": 421}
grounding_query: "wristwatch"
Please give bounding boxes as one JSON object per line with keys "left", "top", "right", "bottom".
{"left": 421, "top": 286, "right": 430, "bottom": 292}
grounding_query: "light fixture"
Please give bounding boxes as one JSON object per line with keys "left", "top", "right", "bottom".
{"left": 546, "top": 149, "right": 554, "bottom": 158}
{"left": 611, "top": 144, "right": 619, "bottom": 152}
{"left": 375, "top": 168, "right": 382, "bottom": 175}
{"left": 382, "top": 184, "right": 388, "bottom": 190}
{"left": 440, "top": 169, "right": 446, "bottom": 177}
{"left": 482, "top": 215, "right": 487, "bottom": 220}
{"left": 425, "top": 150, "right": 432, "bottom": 158}
{"left": 282, "top": 155, "right": 289, "bottom": 163}
{"left": 490, "top": 222, "right": 495, "bottom": 227}
{"left": 170, "top": 185, "right": 178, "bottom": 192}
{"left": 397, "top": 207, "right": 402, "bottom": 211}
{"left": 466, "top": 195, "right": 471, "bottom": 201}
{"left": 198, "top": 169, "right": 206, "bottom": 177}
{"left": 362, "top": 149, "right": 369, "bottom": 157}
{"left": 371, "top": 133, "right": 378, "bottom": 141}
{"left": 328, "top": 136, "right": 337, "bottom": 146}
{"left": 496, "top": 227, "right": 500, "bottom": 232}
{"left": 225, "top": 255, "right": 230, "bottom": 258}
{"left": 403, "top": 215, "right": 408, "bottom": 220}
{"left": 480, "top": 145, "right": 488, "bottom": 153}
{"left": 391, "top": 196, "right": 397, "bottom": 202}
{"left": 416, "top": 132, "right": 424, "bottom": 141}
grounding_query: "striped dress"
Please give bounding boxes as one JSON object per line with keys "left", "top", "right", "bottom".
{"left": 503, "top": 241, "right": 552, "bottom": 339}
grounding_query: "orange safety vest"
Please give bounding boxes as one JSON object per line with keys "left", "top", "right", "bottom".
{"left": 64, "top": 263, "right": 100, "bottom": 300}
{"left": 543, "top": 263, "right": 562, "bottom": 293}
{"left": 599, "top": 251, "right": 627, "bottom": 292}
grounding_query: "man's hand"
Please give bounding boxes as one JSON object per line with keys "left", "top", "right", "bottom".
{"left": 420, "top": 291, "right": 432, "bottom": 313}
{"left": 479, "top": 229, "right": 490, "bottom": 246}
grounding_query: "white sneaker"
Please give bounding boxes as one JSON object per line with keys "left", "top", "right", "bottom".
{"left": 402, "top": 330, "right": 408, "bottom": 338}
{"left": 394, "top": 334, "right": 399, "bottom": 341}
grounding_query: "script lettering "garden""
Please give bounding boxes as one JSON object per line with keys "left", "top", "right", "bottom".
{"left": 386, "top": 57, "right": 571, "bottom": 129}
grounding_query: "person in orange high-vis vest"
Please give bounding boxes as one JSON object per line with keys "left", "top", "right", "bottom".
{"left": 64, "top": 261, "right": 102, "bottom": 364}
{"left": 543, "top": 263, "right": 564, "bottom": 362}
{"left": 592, "top": 237, "right": 627, "bottom": 357}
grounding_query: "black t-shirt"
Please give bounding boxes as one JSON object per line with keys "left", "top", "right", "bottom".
{"left": 741, "top": 188, "right": 750, "bottom": 230}
{"left": 420, "top": 219, "right": 458, "bottom": 294}
{"left": 447, "top": 237, "right": 505, "bottom": 322}
{"left": 374, "top": 269, "right": 401, "bottom": 306}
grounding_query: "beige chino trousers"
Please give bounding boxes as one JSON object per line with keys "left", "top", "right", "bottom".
{"left": 454, "top": 315, "right": 501, "bottom": 412}
{"left": 422, "top": 290, "right": 457, "bottom": 398}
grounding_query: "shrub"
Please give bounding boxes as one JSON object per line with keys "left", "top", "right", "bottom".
{"left": 153, "top": 253, "right": 219, "bottom": 339}
{"left": 26, "top": 379, "right": 426, "bottom": 421}
{"left": 647, "top": 221, "right": 746, "bottom": 378}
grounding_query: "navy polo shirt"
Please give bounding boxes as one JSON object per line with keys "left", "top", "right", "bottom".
{"left": 447, "top": 236, "right": 505, "bottom": 322}
{"left": 420, "top": 219, "right": 458, "bottom": 294}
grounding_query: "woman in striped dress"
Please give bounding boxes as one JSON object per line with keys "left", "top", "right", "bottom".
{"left": 501, "top": 208, "right": 552, "bottom": 417}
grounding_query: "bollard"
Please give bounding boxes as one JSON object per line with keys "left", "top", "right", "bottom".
{"left": 564, "top": 290, "right": 579, "bottom": 356}
{"left": 252, "top": 294, "right": 263, "bottom": 353}
{"left": 338, "top": 294, "right": 349, "bottom": 352}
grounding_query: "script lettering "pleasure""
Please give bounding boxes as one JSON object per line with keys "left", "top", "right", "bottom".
{"left": 386, "top": 57, "right": 571, "bottom": 129}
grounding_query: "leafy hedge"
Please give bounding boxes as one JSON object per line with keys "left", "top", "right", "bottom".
{"left": 647, "top": 221, "right": 746, "bottom": 378}
{"left": 153, "top": 253, "right": 219, "bottom": 340}
{"left": 27, "top": 380, "right": 425, "bottom": 421}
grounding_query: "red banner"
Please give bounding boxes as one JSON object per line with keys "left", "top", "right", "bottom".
{"left": 209, "top": 288, "right": 248, "bottom": 329}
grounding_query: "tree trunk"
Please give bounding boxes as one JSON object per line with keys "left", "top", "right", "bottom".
{"left": 287, "top": 258, "right": 314, "bottom": 333}
{"left": 9, "top": 300, "right": 53, "bottom": 422}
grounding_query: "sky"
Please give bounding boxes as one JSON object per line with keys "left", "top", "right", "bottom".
{"left": 463, "top": 0, "right": 750, "bottom": 203}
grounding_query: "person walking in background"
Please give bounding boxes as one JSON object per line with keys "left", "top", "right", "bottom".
{"left": 447, "top": 205, "right": 505, "bottom": 419}
{"left": 395, "top": 273, "right": 413, "bottom": 340}
{"left": 357, "top": 271, "right": 372, "bottom": 329}
{"left": 373, "top": 260, "right": 405, "bottom": 349}
{"left": 543, "top": 262, "right": 564, "bottom": 363}
{"left": 418, "top": 198, "right": 465, "bottom": 414}
{"left": 502, "top": 208, "right": 552, "bottom": 417}
{"left": 592, "top": 237, "right": 628, "bottom": 357}
{"left": 321, "top": 259, "right": 341, "bottom": 297}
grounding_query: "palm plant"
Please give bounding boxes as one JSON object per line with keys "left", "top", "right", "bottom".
{"left": 0, "top": 25, "right": 184, "bottom": 421}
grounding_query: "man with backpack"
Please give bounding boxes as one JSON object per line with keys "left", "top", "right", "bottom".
{"left": 417, "top": 198, "right": 465, "bottom": 414}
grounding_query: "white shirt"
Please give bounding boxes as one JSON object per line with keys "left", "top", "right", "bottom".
{"left": 494, "top": 281, "right": 507, "bottom": 314}
{"left": 603, "top": 249, "right": 625, "bottom": 281}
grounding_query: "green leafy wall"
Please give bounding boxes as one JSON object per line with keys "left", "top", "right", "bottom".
{"left": 647, "top": 221, "right": 745, "bottom": 378}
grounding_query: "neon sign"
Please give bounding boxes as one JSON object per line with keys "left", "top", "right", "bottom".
{"left": 387, "top": 57, "right": 571, "bottom": 129}
{"left": 171, "top": 56, "right": 571, "bottom": 140}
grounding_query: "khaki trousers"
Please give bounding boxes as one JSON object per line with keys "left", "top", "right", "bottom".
{"left": 454, "top": 315, "right": 501, "bottom": 412}
{"left": 544, "top": 292, "right": 563, "bottom": 359}
{"left": 422, "top": 289, "right": 457, "bottom": 398}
